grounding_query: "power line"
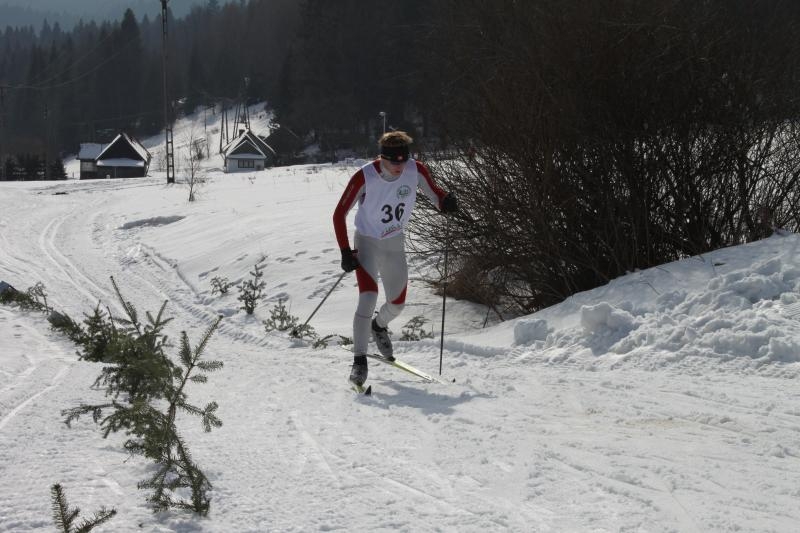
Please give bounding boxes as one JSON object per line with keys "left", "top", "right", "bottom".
{"left": 1, "top": 32, "right": 140, "bottom": 92}
{"left": 26, "top": 27, "right": 121, "bottom": 88}
{"left": 62, "top": 108, "right": 163, "bottom": 127}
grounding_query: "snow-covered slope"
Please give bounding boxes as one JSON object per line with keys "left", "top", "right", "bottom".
{"left": 3, "top": 115, "right": 800, "bottom": 531}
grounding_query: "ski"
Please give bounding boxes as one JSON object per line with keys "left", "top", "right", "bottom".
{"left": 350, "top": 382, "right": 372, "bottom": 395}
{"left": 366, "top": 353, "right": 450, "bottom": 384}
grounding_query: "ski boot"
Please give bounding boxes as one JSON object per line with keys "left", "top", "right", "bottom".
{"left": 349, "top": 355, "right": 368, "bottom": 386}
{"left": 371, "top": 318, "right": 395, "bottom": 361}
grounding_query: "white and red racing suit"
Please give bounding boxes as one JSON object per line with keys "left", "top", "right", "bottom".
{"left": 333, "top": 158, "right": 447, "bottom": 355}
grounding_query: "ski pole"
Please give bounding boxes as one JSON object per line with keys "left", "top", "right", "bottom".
{"left": 293, "top": 271, "right": 347, "bottom": 336}
{"left": 439, "top": 217, "right": 450, "bottom": 375}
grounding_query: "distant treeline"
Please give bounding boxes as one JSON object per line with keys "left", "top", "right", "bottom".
{"left": 0, "top": 0, "right": 449, "bottom": 166}
{"left": 0, "top": 0, "right": 300, "bottom": 165}
{"left": 3, "top": 153, "right": 66, "bottom": 181}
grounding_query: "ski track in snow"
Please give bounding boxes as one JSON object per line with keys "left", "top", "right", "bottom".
{"left": 129, "top": 241, "right": 283, "bottom": 349}
{"left": 0, "top": 308, "right": 73, "bottom": 431}
{"left": 38, "top": 213, "right": 111, "bottom": 309}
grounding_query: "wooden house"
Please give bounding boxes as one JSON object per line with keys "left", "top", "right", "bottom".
{"left": 77, "top": 143, "right": 104, "bottom": 179}
{"left": 265, "top": 126, "right": 304, "bottom": 166}
{"left": 79, "top": 133, "right": 151, "bottom": 179}
{"left": 221, "top": 128, "right": 276, "bottom": 172}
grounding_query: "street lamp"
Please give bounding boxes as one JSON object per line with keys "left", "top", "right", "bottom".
{"left": 378, "top": 111, "right": 386, "bottom": 134}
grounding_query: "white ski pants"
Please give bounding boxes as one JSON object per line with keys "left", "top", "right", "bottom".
{"left": 353, "top": 232, "right": 408, "bottom": 355}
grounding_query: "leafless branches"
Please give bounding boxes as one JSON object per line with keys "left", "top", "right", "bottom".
{"left": 410, "top": 0, "right": 800, "bottom": 316}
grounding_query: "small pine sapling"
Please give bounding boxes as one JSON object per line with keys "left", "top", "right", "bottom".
{"left": 62, "top": 277, "right": 178, "bottom": 431}
{"left": 264, "top": 298, "right": 301, "bottom": 333}
{"left": 289, "top": 322, "right": 315, "bottom": 340}
{"left": 74, "top": 305, "right": 115, "bottom": 363}
{"left": 27, "top": 282, "right": 51, "bottom": 312}
{"left": 265, "top": 299, "right": 348, "bottom": 346}
{"left": 50, "top": 483, "right": 116, "bottom": 533}
{"left": 135, "top": 318, "right": 224, "bottom": 515}
{"left": 0, "top": 281, "right": 50, "bottom": 312}
{"left": 210, "top": 276, "right": 231, "bottom": 296}
{"left": 62, "top": 277, "right": 224, "bottom": 516}
{"left": 400, "top": 315, "right": 435, "bottom": 341}
{"left": 312, "top": 334, "right": 351, "bottom": 349}
{"left": 238, "top": 263, "right": 265, "bottom": 314}
{"left": 48, "top": 310, "right": 84, "bottom": 344}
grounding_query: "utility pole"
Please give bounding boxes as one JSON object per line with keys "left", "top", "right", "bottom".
{"left": 161, "top": 0, "right": 175, "bottom": 184}
{"left": 218, "top": 102, "right": 228, "bottom": 153}
{"left": 43, "top": 101, "right": 49, "bottom": 180}
{"left": 0, "top": 86, "right": 5, "bottom": 180}
{"left": 234, "top": 77, "right": 251, "bottom": 134}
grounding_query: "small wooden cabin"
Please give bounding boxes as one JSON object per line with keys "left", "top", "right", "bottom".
{"left": 221, "top": 129, "right": 276, "bottom": 172}
{"left": 79, "top": 133, "right": 151, "bottom": 179}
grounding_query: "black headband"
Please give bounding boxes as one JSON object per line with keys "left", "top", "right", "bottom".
{"left": 380, "top": 144, "right": 410, "bottom": 163}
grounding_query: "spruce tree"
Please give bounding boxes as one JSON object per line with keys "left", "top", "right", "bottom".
{"left": 62, "top": 278, "right": 224, "bottom": 515}
{"left": 237, "top": 262, "right": 265, "bottom": 315}
{"left": 50, "top": 483, "right": 116, "bottom": 533}
{"left": 50, "top": 159, "right": 67, "bottom": 180}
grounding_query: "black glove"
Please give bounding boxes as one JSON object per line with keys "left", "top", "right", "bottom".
{"left": 340, "top": 248, "right": 360, "bottom": 272}
{"left": 441, "top": 192, "right": 459, "bottom": 214}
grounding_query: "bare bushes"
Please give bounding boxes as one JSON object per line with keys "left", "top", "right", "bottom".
{"left": 410, "top": 0, "right": 800, "bottom": 315}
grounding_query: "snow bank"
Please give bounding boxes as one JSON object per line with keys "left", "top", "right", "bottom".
{"left": 513, "top": 318, "right": 552, "bottom": 345}
{"left": 510, "top": 236, "right": 800, "bottom": 373}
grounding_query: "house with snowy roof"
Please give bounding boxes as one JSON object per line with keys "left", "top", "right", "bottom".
{"left": 78, "top": 133, "right": 151, "bottom": 179}
{"left": 220, "top": 128, "right": 276, "bottom": 172}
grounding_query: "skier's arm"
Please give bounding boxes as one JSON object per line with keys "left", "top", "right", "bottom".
{"left": 416, "top": 161, "right": 448, "bottom": 210}
{"left": 333, "top": 169, "right": 366, "bottom": 250}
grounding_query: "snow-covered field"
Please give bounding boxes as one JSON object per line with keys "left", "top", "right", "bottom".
{"left": 2, "top": 117, "right": 800, "bottom": 532}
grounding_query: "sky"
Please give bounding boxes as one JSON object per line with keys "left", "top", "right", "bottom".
{"left": 0, "top": 0, "right": 218, "bottom": 29}
{"left": 1, "top": 106, "right": 800, "bottom": 532}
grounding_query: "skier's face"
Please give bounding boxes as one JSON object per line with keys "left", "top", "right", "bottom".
{"left": 382, "top": 159, "right": 405, "bottom": 177}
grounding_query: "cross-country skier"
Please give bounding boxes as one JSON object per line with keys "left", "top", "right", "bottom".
{"left": 333, "top": 131, "right": 458, "bottom": 387}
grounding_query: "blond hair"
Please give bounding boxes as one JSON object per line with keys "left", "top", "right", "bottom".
{"left": 378, "top": 131, "right": 413, "bottom": 147}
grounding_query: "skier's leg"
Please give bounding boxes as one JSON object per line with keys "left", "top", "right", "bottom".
{"left": 353, "top": 233, "right": 380, "bottom": 356}
{"left": 375, "top": 234, "right": 408, "bottom": 328}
